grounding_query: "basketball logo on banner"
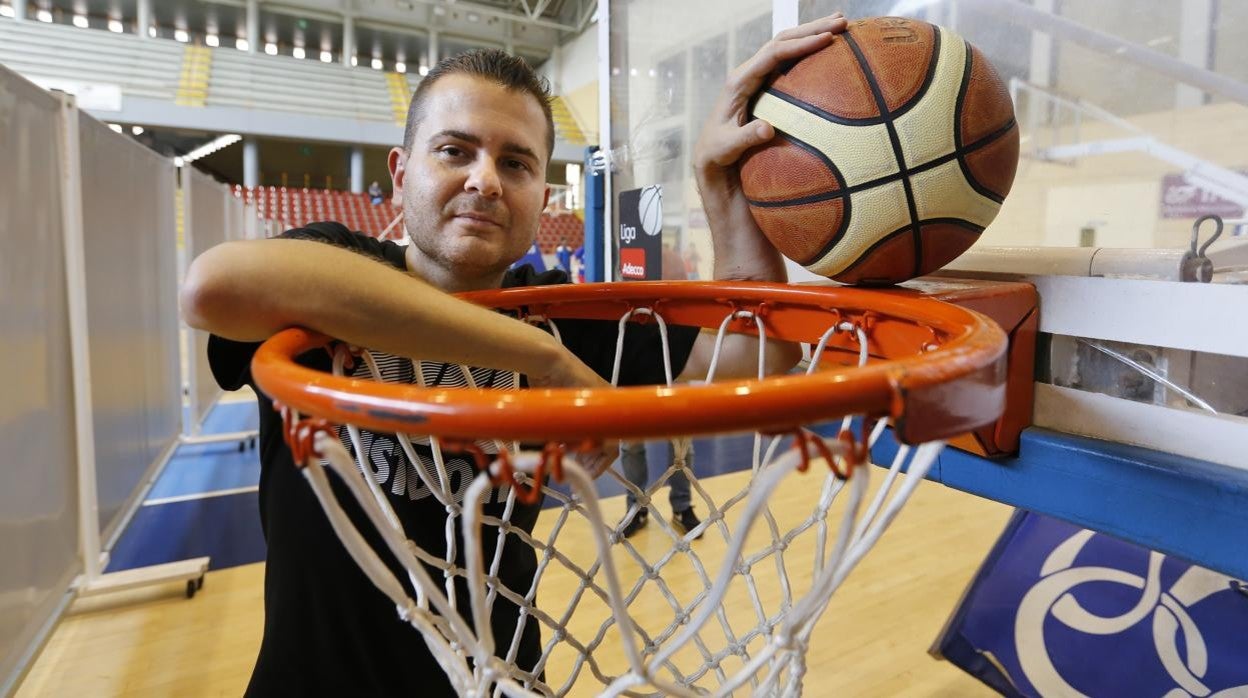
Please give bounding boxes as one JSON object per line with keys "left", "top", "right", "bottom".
{"left": 1015, "top": 529, "right": 1248, "bottom": 697}
{"left": 639, "top": 185, "right": 662, "bottom": 237}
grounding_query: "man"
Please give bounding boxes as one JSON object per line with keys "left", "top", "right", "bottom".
{"left": 182, "top": 14, "right": 844, "bottom": 696}
{"left": 619, "top": 439, "right": 702, "bottom": 539}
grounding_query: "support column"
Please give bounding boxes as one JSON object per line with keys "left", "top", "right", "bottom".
{"left": 349, "top": 146, "right": 364, "bottom": 194}
{"left": 427, "top": 30, "right": 439, "bottom": 71}
{"left": 246, "top": 0, "right": 259, "bottom": 53}
{"left": 136, "top": 0, "right": 151, "bottom": 38}
{"left": 342, "top": 14, "right": 355, "bottom": 67}
{"left": 11, "top": 0, "right": 24, "bottom": 21}
{"left": 1176, "top": 0, "right": 1215, "bottom": 108}
{"left": 426, "top": 29, "right": 441, "bottom": 71}
{"left": 1027, "top": 0, "right": 1056, "bottom": 130}
{"left": 550, "top": 43, "right": 562, "bottom": 94}
{"left": 243, "top": 137, "right": 259, "bottom": 188}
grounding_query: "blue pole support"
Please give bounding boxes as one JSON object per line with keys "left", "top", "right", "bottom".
{"left": 813, "top": 421, "right": 1248, "bottom": 581}
{"left": 582, "top": 146, "right": 605, "bottom": 283}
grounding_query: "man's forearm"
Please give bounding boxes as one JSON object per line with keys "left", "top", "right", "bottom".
{"left": 695, "top": 167, "right": 788, "bottom": 283}
{"left": 181, "top": 239, "right": 564, "bottom": 376}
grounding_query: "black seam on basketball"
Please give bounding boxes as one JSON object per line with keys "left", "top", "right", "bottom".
{"left": 963, "top": 117, "right": 1017, "bottom": 154}
{"left": 953, "top": 39, "right": 971, "bottom": 153}
{"left": 845, "top": 32, "right": 922, "bottom": 281}
{"left": 833, "top": 217, "right": 984, "bottom": 282}
{"left": 763, "top": 88, "right": 885, "bottom": 127}
{"left": 887, "top": 21, "right": 943, "bottom": 119}
{"left": 830, "top": 223, "right": 913, "bottom": 284}
{"left": 958, "top": 120, "right": 1016, "bottom": 204}
{"left": 919, "top": 217, "right": 986, "bottom": 233}
{"left": 747, "top": 167, "right": 898, "bottom": 207}
{"left": 746, "top": 132, "right": 852, "bottom": 265}
{"left": 744, "top": 133, "right": 848, "bottom": 205}
{"left": 747, "top": 118, "right": 1018, "bottom": 210}
{"left": 952, "top": 40, "right": 1007, "bottom": 205}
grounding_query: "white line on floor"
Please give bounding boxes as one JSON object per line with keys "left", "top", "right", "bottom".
{"left": 144, "top": 486, "right": 260, "bottom": 507}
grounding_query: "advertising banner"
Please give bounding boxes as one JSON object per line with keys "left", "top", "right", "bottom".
{"left": 618, "top": 185, "right": 663, "bottom": 280}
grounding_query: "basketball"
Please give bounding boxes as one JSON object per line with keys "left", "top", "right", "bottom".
{"left": 741, "top": 16, "right": 1019, "bottom": 285}
{"left": 639, "top": 184, "right": 663, "bottom": 237}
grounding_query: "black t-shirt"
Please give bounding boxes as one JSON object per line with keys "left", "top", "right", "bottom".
{"left": 208, "top": 222, "right": 698, "bottom": 697}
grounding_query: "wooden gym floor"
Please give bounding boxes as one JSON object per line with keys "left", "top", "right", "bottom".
{"left": 17, "top": 464, "right": 1010, "bottom": 697}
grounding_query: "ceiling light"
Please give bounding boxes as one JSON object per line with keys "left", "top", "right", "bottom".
{"left": 265, "top": 43, "right": 278, "bottom": 55}
{"left": 36, "top": 9, "right": 53, "bottom": 22}
{"left": 205, "top": 34, "right": 219, "bottom": 47}
{"left": 131, "top": 125, "right": 144, "bottom": 135}
{"left": 236, "top": 38, "right": 250, "bottom": 51}
{"left": 147, "top": 25, "right": 157, "bottom": 37}
{"left": 173, "top": 157, "right": 185, "bottom": 168}
{"left": 108, "top": 124, "right": 123, "bottom": 133}
{"left": 179, "top": 133, "right": 242, "bottom": 165}
{"left": 371, "top": 57, "right": 383, "bottom": 70}
{"left": 0, "top": 7, "right": 14, "bottom": 19}
{"left": 175, "top": 29, "right": 189, "bottom": 42}
{"left": 394, "top": 61, "right": 406, "bottom": 73}
{"left": 466, "top": 11, "right": 480, "bottom": 22}
{"left": 418, "top": 65, "right": 429, "bottom": 76}
{"left": 73, "top": 15, "right": 89, "bottom": 28}
{"left": 320, "top": 50, "right": 333, "bottom": 63}
{"left": 292, "top": 46, "right": 305, "bottom": 59}
{"left": 108, "top": 18, "right": 123, "bottom": 32}
{"left": 351, "top": 55, "right": 358, "bottom": 67}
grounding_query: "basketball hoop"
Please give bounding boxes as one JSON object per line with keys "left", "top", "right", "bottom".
{"left": 252, "top": 280, "right": 1007, "bottom": 697}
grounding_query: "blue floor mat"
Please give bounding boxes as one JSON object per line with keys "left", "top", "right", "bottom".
{"left": 147, "top": 401, "right": 261, "bottom": 500}
{"left": 107, "top": 492, "right": 265, "bottom": 572}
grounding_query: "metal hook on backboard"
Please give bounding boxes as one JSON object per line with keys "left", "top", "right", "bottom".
{"left": 1182, "top": 215, "right": 1224, "bottom": 283}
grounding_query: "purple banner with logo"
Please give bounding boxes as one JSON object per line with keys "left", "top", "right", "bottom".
{"left": 1160, "top": 172, "right": 1246, "bottom": 219}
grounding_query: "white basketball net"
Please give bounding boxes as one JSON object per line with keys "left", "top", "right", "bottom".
{"left": 285, "top": 304, "right": 946, "bottom": 697}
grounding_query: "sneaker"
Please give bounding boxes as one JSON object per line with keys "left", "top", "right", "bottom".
{"left": 671, "top": 507, "right": 703, "bottom": 540}
{"left": 622, "top": 509, "right": 649, "bottom": 538}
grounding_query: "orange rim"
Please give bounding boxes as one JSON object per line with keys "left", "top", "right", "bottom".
{"left": 251, "top": 281, "right": 1008, "bottom": 444}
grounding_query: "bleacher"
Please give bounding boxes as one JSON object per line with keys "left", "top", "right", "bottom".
{"left": 231, "top": 185, "right": 584, "bottom": 251}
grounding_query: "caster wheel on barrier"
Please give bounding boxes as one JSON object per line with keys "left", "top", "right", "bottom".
{"left": 249, "top": 436, "right": 258, "bottom": 450}
{"left": 186, "top": 580, "right": 197, "bottom": 599}
{"left": 197, "top": 576, "right": 205, "bottom": 590}
{"left": 238, "top": 441, "right": 246, "bottom": 453}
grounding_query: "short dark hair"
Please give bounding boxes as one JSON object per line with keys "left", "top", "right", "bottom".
{"left": 402, "top": 48, "right": 555, "bottom": 159}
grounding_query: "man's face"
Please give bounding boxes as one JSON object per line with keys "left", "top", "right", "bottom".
{"left": 389, "top": 74, "right": 550, "bottom": 291}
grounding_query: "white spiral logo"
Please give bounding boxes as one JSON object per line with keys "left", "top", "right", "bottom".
{"left": 1015, "top": 530, "right": 1248, "bottom": 697}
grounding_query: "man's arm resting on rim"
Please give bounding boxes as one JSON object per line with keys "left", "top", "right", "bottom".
{"left": 181, "top": 238, "right": 590, "bottom": 386}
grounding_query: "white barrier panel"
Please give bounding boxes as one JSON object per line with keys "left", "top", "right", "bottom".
{"left": 184, "top": 169, "right": 229, "bottom": 431}
{"left": 77, "top": 116, "right": 181, "bottom": 539}
{"left": 0, "top": 68, "right": 83, "bottom": 696}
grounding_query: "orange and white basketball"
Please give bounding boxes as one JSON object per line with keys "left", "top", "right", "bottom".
{"left": 741, "top": 16, "right": 1019, "bottom": 285}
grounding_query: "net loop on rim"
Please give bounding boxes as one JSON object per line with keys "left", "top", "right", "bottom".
{"left": 785, "top": 426, "right": 868, "bottom": 479}
{"left": 277, "top": 402, "right": 333, "bottom": 467}
{"left": 450, "top": 441, "right": 568, "bottom": 506}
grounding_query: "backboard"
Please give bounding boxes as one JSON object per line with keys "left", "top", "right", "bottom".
{"left": 600, "top": 0, "right": 1248, "bottom": 580}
